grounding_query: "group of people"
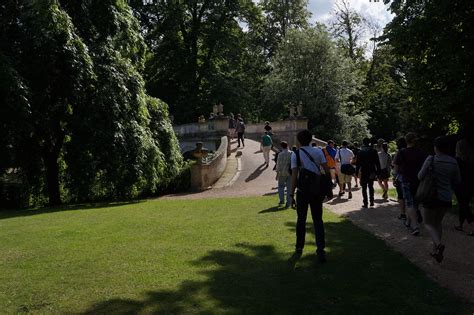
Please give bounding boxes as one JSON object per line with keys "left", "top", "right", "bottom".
{"left": 271, "top": 128, "right": 473, "bottom": 264}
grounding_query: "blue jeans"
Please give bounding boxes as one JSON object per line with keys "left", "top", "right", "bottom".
{"left": 278, "top": 176, "right": 292, "bottom": 205}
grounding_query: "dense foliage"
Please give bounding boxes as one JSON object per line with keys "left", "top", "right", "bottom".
{"left": 2, "top": 0, "right": 471, "bottom": 207}
{"left": 383, "top": 0, "right": 474, "bottom": 135}
{"left": 0, "top": 0, "right": 183, "bottom": 207}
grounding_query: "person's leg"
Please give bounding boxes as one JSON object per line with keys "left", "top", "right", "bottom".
{"left": 368, "top": 179, "right": 375, "bottom": 206}
{"left": 423, "top": 207, "right": 439, "bottom": 249}
{"left": 237, "top": 132, "right": 242, "bottom": 147}
{"left": 330, "top": 169, "right": 336, "bottom": 187}
{"left": 361, "top": 179, "right": 368, "bottom": 207}
{"left": 263, "top": 146, "right": 270, "bottom": 164}
{"left": 345, "top": 175, "right": 352, "bottom": 198}
{"left": 354, "top": 174, "right": 359, "bottom": 188}
{"left": 455, "top": 186, "right": 470, "bottom": 228}
{"left": 396, "top": 181, "right": 406, "bottom": 219}
{"left": 277, "top": 177, "right": 285, "bottom": 205}
{"left": 309, "top": 195, "right": 326, "bottom": 255}
{"left": 285, "top": 176, "right": 292, "bottom": 207}
{"left": 242, "top": 133, "right": 245, "bottom": 146}
{"left": 296, "top": 192, "right": 309, "bottom": 251}
{"left": 403, "top": 183, "right": 419, "bottom": 233}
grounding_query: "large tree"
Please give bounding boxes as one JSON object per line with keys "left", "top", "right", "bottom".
{"left": 263, "top": 26, "right": 369, "bottom": 141}
{"left": 130, "top": 0, "right": 262, "bottom": 123}
{"left": 383, "top": 0, "right": 474, "bottom": 134}
{"left": 0, "top": 0, "right": 183, "bottom": 206}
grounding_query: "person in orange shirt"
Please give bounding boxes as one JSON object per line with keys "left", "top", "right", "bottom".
{"left": 322, "top": 140, "right": 337, "bottom": 188}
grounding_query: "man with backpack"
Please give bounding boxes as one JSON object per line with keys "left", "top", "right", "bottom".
{"left": 290, "top": 130, "right": 331, "bottom": 262}
{"left": 356, "top": 138, "right": 381, "bottom": 208}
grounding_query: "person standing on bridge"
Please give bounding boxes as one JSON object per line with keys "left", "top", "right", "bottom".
{"left": 236, "top": 118, "right": 245, "bottom": 148}
{"left": 261, "top": 131, "right": 273, "bottom": 166}
{"left": 290, "top": 129, "right": 331, "bottom": 263}
{"left": 228, "top": 113, "right": 236, "bottom": 140}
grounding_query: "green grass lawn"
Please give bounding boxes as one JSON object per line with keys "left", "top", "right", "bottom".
{"left": 0, "top": 197, "right": 471, "bottom": 314}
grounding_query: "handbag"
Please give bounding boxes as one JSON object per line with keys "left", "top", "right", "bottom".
{"left": 416, "top": 156, "right": 438, "bottom": 205}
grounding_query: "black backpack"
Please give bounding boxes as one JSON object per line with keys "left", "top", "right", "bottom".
{"left": 296, "top": 148, "right": 321, "bottom": 196}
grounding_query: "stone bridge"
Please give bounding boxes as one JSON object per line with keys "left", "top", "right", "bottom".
{"left": 173, "top": 117, "right": 326, "bottom": 190}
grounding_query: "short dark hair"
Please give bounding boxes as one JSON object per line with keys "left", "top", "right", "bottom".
{"left": 362, "top": 137, "right": 370, "bottom": 146}
{"left": 297, "top": 129, "right": 313, "bottom": 146}
{"left": 311, "top": 142, "right": 316, "bottom": 147}
{"left": 405, "top": 132, "right": 419, "bottom": 145}
{"left": 327, "top": 140, "right": 334, "bottom": 145}
{"left": 342, "top": 140, "right": 348, "bottom": 146}
{"left": 434, "top": 136, "right": 450, "bottom": 154}
{"left": 382, "top": 142, "right": 388, "bottom": 153}
{"left": 396, "top": 137, "right": 407, "bottom": 150}
{"left": 280, "top": 141, "right": 288, "bottom": 149}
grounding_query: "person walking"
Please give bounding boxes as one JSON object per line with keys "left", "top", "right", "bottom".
{"left": 392, "top": 137, "right": 408, "bottom": 221}
{"left": 336, "top": 141, "right": 355, "bottom": 199}
{"left": 378, "top": 142, "right": 392, "bottom": 199}
{"left": 228, "top": 114, "right": 236, "bottom": 140}
{"left": 290, "top": 130, "right": 331, "bottom": 263}
{"left": 418, "top": 136, "right": 461, "bottom": 262}
{"left": 351, "top": 142, "right": 360, "bottom": 188}
{"left": 356, "top": 138, "right": 381, "bottom": 208}
{"left": 276, "top": 141, "right": 292, "bottom": 207}
{"left": 264, "top": 121, "right": 273, "bottom": 137}
{"left": 261, "top": 131, "right": 273, "bottom": 166}
{"left": 454, "top": 126, "right": 474, "bottom": 235}
{"left": 393, "top": 132, "right": 428, "bottom": 236}
{"left": 322, "top": 140, "right": 337, "bottom": 188}
{"left": 235, "top": 118, "right": 245, "bottom": 148}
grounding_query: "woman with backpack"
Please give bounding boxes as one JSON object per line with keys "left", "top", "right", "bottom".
{"left": 418, "top": 136, "right": 461, "bottom": 263}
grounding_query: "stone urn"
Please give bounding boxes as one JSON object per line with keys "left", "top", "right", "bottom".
{"left": 191, "top": 142, "right": 209, "bottom": 160}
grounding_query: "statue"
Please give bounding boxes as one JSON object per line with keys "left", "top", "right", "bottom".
{"left": 297, "top": 102, "right": 303, "bottom": 117}
{"left": 191, "top": 142, "right": 209, "bottom": 161}
{"left": 289, "top": 105, "right": 296, "bottom": 118}
{"left": 212, "top": 104, "right": 219, "bottom": 115}
{"left": 217, "top": 103, "right": 224, "bottom": 116}
{"left": 198, "top": 115, "right": 206, "bottom": 123}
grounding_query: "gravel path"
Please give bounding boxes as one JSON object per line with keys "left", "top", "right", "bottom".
{"left": 163, "top": 139, "right": 474, "bottom": 304}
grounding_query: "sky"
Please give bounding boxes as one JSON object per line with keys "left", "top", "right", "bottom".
{"left": 309, "top": 0, "right": 394, "bottom": 30}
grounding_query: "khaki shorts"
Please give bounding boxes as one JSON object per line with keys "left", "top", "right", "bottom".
{"left": 339, "top": 173, "right": 353, "bottom": 184}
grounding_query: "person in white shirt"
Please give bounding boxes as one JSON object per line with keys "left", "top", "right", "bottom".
{"left": 290, "top": 130, "right": 331, "bottom": 263}
{"left": 336, "top": 141, "right": 355, "bottom": 199}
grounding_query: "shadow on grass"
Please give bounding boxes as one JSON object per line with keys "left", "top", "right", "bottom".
{"left": 81, "top": 220, "right": 469, "bottom": 314}
{"left": 0, "top": 200, "right": 144, "bottom": 221}
{"left": 258, "top": 205, "right": 290, "bottom": 214}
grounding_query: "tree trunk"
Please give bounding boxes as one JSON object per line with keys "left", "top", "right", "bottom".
{"left": 44, "top": 151, "right": 62, "bottom": 206}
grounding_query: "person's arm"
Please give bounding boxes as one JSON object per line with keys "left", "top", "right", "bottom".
{"left": 417, "top": 156, "right": 432, "bottom": 180}
{"left": 453, "top": 161, "right": 462, "bottom": 186}
{"left": 374, "top": 150, "right": 381, "bottom": 173}
{"left": 355, "top": 152, "right": 361, "bottom": 177}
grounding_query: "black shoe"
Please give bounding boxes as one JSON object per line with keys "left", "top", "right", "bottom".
{"left": 362, "top": 203, "right": 368, "bottom": 208}
{"left": 317, "top": 252, "right": 327, "bottom": 263}
{"left": 398, "top": 214, "right": 407, "bottom": 220}
{"left": 370, "top": 201, "right": 374, "bottom": 207}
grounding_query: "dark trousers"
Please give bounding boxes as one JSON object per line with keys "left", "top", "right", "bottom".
{"left": 361, "top": 178, "right": 374, "bottom": 205}
{"left": 296, "top": 192, "right": 325, "bottom": 253}
{"left": 237, "top": 132, "right": 245, "bottom": 146}
{"left": 456, "top": 186, "right": 473, "bottom": 225}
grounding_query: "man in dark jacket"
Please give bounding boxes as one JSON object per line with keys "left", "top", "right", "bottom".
{"left": 356, "top": 138, "right": 381, "bottom": 208}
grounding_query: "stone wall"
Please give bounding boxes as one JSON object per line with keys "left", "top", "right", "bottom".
{"left": 190, "top": 136, "right": 228, "bottom": 191}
